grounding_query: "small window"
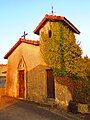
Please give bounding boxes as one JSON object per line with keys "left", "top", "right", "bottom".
{"left": 48, "top": 30, "right": 52, "bottom": 38}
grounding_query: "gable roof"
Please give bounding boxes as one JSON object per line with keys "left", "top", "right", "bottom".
{"left": 33, "top": 14, "right": 80, "bottom": 35}
{"left": 4, "top": 38, "right": 39, "bottom": 59}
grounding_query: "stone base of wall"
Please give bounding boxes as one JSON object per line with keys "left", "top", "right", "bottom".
{"left": 78, "top": 103, "right": 90, "bottom": 114}
{"left": 68, "top": 101, "right": 90, "bottom": 114}
{"left": 26, "top": 93, "right": 46, "bottom": 104}
{"left": 0, "top": 88, "right": 6, "bottom": 97}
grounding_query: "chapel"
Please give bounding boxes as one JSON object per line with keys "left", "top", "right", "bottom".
{"left": 4, "top": 14, "right": 80, "bottom": 109}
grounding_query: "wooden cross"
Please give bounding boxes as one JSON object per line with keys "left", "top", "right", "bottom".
{"left": 21, "top": 31, "right": 28, "bottom": 39}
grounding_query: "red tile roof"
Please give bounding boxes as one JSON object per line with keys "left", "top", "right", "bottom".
{"left": 4, "top": 38, "right": 39, "bottom": 59}
{"left": 0, "top": 64, "right": 7, "bottom": 66}
{"left": 33, "top": 14, "right": 80, "bottom": 35}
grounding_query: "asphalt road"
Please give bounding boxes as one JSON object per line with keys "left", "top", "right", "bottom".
{"left": 0, "top": 100, "right": 74, "bottom": 120}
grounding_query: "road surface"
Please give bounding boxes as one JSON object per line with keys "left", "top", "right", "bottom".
{"left": 0, "top": 100, "right": 76, "bottom": 120}
{"left": 0, "top": 99, "right": 90, "bottom": 120}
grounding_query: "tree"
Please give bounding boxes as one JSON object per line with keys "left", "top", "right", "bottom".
{"left": 84, "top": 55, "right": 90, "bottom": 79}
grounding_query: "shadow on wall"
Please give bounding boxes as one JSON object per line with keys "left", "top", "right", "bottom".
{"left": 26, "top": 66, "right": 82, "bottom": 107}
{"left": 25, "top": 65, "right": 83, "bottom": 110}
{"left": 26, "top": 64, "right": 48, "bottom": 103}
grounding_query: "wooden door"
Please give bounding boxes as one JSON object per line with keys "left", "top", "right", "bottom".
{"left": 18, "top": 70, "right": 24, "bottom": 98}
{"left": 46, "top": 69, "right": 55, "bottom": 98}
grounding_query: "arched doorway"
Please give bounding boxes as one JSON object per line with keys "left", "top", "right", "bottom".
{"left": 18, "top": 70, "right": 24, "bottom": 98}
{"left": 18, "top": 57, "right": 26, "bottom": 99}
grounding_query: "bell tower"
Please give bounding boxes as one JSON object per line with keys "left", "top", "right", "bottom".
{"left": 33, "top": 13, "right": 80, "bottom": 70}
{"left": 33, "top": 14, "right": 80, "bottom": 39}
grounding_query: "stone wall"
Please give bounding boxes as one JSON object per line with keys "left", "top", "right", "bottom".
{"left": 55, "top": 76, "right": 74, "bottom": 110}
{"left": 54, "top": 76, "right": 83, "bottom": 110}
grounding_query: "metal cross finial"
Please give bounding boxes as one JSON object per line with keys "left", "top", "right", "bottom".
{"left": 51, "top": 6, "right": 56, "bottom": 15}
{"left": 51, "top": 6, "right": 54, "bottom": 15}
{"left": 21, "top": 31, "right": 28, "bottom": 39}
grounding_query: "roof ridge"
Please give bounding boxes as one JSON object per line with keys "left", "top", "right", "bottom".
{"left": 20, "top": 38, "right": 39, "bottom": 45}
{"left": 34, "top": 14, "right": 80, "bottom": 35}
{"left": 20, "top": 38, "right": 39, "bottom": 42}
{"left": 45, "top": 14, "right": 64, "bottom": 19}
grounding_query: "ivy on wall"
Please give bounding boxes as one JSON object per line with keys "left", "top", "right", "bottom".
{"left": 40, "top": 21, "right": 86, "bottom": 79}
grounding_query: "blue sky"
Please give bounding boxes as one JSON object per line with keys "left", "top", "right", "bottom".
{"left": 0, "top": 0, "right": 90, "bottom": 63}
